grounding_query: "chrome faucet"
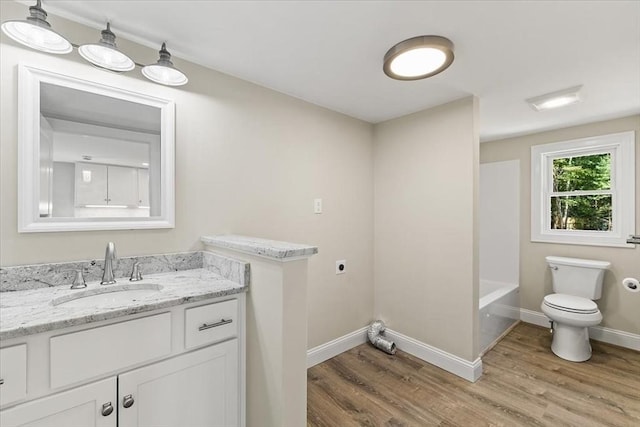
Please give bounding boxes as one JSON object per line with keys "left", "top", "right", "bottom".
{"left": 100, "top": 242, "right": 117, "bottom": 285}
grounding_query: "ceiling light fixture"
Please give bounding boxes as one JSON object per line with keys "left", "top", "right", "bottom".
{"left": 1, "top": 0, "right": 72, "bottom": 54}
{"left": 383, "top": 35, "right": 454, "bottom": 80}
{"left": 78, "top": 23, "right": 135, "bottom": 72}
{"left": 142, "top": 43, "right": 188, "bottom": 86}
{"left": 527, "top": 86, "right": 583, "bottom": 111}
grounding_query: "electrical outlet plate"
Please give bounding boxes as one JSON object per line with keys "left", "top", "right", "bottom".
{"left": 336, "top": 260, "right": 346, "bottom": 275}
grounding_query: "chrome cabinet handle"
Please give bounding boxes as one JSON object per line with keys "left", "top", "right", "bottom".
{"left": 199, "top": 318, "right": 232, "bottom": 331}
{"left": 0, "top": 378, "right": 4, "bottom": 385}
{"left": 101, "top": 402, "right": 114, "bottom": 416}
{"left": 122, "top": 394, "right": 135, "bottom": 408}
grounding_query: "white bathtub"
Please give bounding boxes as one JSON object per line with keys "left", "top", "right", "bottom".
{"left": 479, "top": 280, "right": 520, "bottom": 354}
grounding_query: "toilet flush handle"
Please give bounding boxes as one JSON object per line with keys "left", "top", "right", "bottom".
{"left": 550, "top": 266, "right": 558, "bottom": 270}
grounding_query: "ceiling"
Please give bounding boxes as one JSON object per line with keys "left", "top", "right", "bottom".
{"left": 37, "top": 0, "right": 640, "bottom": 141}
{"left": 41, "top": 82, "right": 161, "bottom": 134}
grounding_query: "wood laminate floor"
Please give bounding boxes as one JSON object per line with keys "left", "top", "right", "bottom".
{"left": 307, "top": 323, "right": 640, "bottom": 427}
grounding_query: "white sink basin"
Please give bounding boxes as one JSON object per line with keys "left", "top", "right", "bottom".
{"left": 52, "top": 283, "right": 163, "bottom": 308}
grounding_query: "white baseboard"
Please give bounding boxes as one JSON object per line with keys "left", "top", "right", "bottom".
{"left": 307, "top": 327, "right": 368, "bottom": 368}
{"left": 520, "top": 308, "right": 550, "bottom": 327}
{"left": 520, "top": 308, "right": 640, "bottom": 351}
{"left": 385, "top": 329, "right": 483, "bottom": 383}
{"left": 307, "top": 327, "right": 482, "bottom": 382}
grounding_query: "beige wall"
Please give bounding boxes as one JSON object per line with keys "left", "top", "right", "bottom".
{"left": 481, "top": 115, "right": 640, "bottom": 335}
{"left": 0, "top": 1, "right": 374, "bottom": 349}
{"left": 373, "top": 97, "right": 480, "bottom": 361}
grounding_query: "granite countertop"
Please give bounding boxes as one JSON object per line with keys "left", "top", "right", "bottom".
{"left": 201, "top": 234, "right": 318, "bottom": 260}
{"left": 0, "top": 268, "right": 247, "bottom": 341}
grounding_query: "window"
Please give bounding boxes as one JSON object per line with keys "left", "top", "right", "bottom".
{"left": 531, "top": 131, "right": 635, "bottom": 247}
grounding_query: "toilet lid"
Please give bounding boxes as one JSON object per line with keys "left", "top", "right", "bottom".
{"left": 543, "top": 294, "right": 599, "bottom": 314}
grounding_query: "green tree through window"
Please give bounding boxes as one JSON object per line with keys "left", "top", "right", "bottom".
{"left": 551, "top": 153, "right": 612, "bottom": 231}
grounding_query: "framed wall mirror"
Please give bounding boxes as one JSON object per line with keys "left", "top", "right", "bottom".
{"left": 18, "top": 64, "right": 175, "bottom": 232}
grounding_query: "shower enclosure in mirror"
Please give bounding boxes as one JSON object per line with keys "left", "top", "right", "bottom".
{"left": 18, "top": 64, "right": 175, "bottom": 232}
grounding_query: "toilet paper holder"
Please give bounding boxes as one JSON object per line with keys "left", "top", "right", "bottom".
{"left": 622, "top": 277, "right": 640, "bottom": 293}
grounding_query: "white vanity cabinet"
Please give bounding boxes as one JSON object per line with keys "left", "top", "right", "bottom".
{"left": 0, "top": 296, "right": 245, "bottom": 427}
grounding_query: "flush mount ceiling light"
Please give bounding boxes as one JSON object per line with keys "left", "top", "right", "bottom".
{"left": 1, "top": 0, "right": 72, "bottom": 54}
{"left": 78, "top": 23, "right": 135, "bottom": 72}
{"left": 527, "top": 85, "right": 583, "bottom": 111}
{"left": 142, "top": 43, "right": 188, "bottom": 86}
{"left": 383, "top": 35, "right": 454, "bottom": 80}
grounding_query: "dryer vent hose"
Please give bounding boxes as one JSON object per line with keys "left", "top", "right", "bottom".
{"left": 367, "top": 320, "right": 396, "bottom": 355}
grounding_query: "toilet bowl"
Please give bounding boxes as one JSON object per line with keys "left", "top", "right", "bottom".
{"left": 542, "top": 256, "right": 610, "bottom": 362}
{"left": 541, "top": 294, "right": 602, "bottom": 362}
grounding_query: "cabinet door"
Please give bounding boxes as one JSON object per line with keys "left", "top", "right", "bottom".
{"left": 107, "top": 165, "right": 139, "bottom": 206}
{"left": 137, "top": 168, "right": 149, "bottom": 207}
{"left": 75, "top": 163, "right": 108, "bottom": 206}
{"left": 119, "top": 339, "right": 238, "bottom": 427}
{"left": 0, "top": 344, "right": 27, "bottom": 407}
{"left": 0, "top": 377, "right": 116, "bottom": 427}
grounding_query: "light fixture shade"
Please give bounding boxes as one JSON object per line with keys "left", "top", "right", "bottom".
{"left": 526, "top": 86, "right": 583, "bottom": 111}
{"left": 142, "top": 43, "right": 188, "bottom": 86}
{"left": 383, "top": 35, "right": 454, "bottom": 80}
{"left": 1, "top": 0, "right": 72, "bottom": 54}
{"left": 78, "top": 23, "right": 135, "bottom": 72}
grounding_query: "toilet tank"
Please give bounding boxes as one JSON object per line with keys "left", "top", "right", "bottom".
{"left": 545, "top": 256, "right": 610, "bottom": 300}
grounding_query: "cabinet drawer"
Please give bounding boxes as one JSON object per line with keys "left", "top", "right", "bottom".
{"left": 185, "top": 299, "right": 238, "bottom": 349}
{"left": 0, "top": 344, "right": 27, "bottom": 407}
{"left": 50, "top": 313, "right": 171, "bottom": 389}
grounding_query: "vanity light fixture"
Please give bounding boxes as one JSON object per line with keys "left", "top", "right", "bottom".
{"left": 383, "top": 35, "right": 454, "bottom": 80}
{"left": 142, "top": 43, "right": 188, "bottom": 86}
{"left": 78, "top": 23, "right": 135, "bottom": 72}
{"left": 1, "top": 0, "right": 72, "bottom": 54}
{"left": 527, "top": 85, "right": 583, "bottom": 111}
{"left": 2, "top": 1, "right": 189, "bottom": 86}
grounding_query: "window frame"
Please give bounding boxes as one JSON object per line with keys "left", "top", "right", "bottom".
{"left": 531, "top": 131, "right": 635, "bottom": 248}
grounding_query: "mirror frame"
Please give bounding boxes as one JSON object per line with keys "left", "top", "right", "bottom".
{"left": 18, "top": 63, "right": 175, "bottom": 232}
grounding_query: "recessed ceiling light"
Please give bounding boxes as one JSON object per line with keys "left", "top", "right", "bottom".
{"left": 526, "top": 86, "right": 583, "bottom": 111}
{"left": 383, "top": 35, "right": 454, "bottom": 80}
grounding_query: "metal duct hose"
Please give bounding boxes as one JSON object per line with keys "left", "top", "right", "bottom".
{"left": 367, "top": 320, "right": 396, "bottom": 355}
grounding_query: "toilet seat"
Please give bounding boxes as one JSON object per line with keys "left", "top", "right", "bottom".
{"left": 543, "top": 294, "right": 598, "bottom": 314}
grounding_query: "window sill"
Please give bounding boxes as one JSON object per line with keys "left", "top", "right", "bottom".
{"left": 531, "top": 236, "right": 636, "bottom": 249}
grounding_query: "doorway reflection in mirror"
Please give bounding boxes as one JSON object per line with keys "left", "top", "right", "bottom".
{"left": 39, "top": 82, "right": 161, "bottom": 219}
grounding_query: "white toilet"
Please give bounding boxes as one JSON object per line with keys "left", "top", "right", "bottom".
{"left": 541, "top": 256, "right": 610, "bottom": 362}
